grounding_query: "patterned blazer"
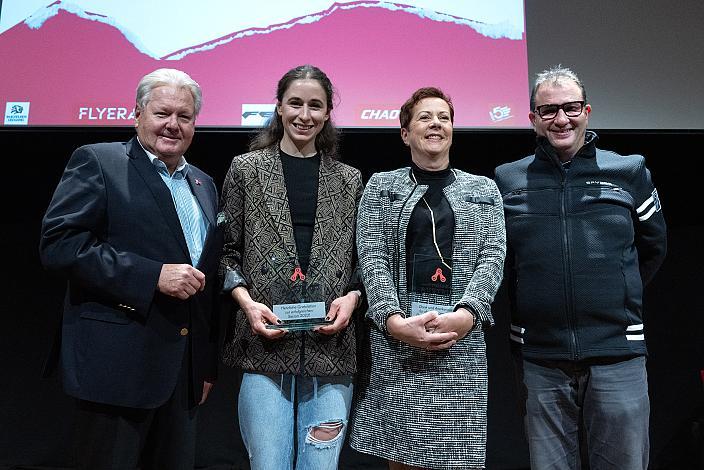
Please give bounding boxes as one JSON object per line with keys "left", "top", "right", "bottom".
{"left": 219, "top": 145, "right": 363, "bottom": 376}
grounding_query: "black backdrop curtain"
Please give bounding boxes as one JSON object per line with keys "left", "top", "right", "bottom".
{"left": 1, "top": 128, "right": 702, "bottom": 469}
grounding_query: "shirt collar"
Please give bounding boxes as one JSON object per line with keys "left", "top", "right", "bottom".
{"left": 137, "top": 137, "right": 189, "bottom": 176}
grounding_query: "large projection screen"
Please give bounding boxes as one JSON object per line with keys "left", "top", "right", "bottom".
{"left": 0, "top": 1, "right": 529, "bottom": 128}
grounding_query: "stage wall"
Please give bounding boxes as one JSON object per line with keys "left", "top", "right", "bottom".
{"left": 1, "top": 128, "right": 702, "bottom": 469}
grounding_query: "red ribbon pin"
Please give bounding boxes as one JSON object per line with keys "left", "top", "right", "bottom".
{"left": 431, "top": 267, "right": 446, "bottom": 283}
{"left": 290, "top": 266, "right": 305, "bottom": 281}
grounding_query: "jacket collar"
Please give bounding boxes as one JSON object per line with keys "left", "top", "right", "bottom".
{"left": 256, "top": 145, "right": 335, "bottom": 270}
{"left": 126, "top": 136, "right": 191, "bottom": 258}
{"left": 536, "top": 130, "right": 598, "bottom": 165}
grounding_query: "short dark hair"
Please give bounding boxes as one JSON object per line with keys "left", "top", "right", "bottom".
{"left": 530, "top": 65, "right": 587, "bottom": 111}
{"left": 250, "top": 64, "right": 339, "bottom": 158}
{"left": 399, "top": 87, "right": 454, "bottom": 129}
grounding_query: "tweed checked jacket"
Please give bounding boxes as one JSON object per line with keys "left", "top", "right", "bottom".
{"left": 219, "top": 146, "right": 363, "bottom": 376}
{"left": 357, "top": 167, "right": 505, "bottom": 331}
{"left": 350, "top": 167, "right": 506, "bottom": 468}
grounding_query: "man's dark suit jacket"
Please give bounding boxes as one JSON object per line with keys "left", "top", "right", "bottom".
{"left": 40, "top": 136, "right": 222, "bottom": 409}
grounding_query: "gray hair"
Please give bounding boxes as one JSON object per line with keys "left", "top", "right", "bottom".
{"left": 135, "top": 68, "right": 202, "bottom": 116}
{"left": 530, "top": 65, "right": 587, "bottom": 111}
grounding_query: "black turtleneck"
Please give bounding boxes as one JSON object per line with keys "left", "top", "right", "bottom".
{"left": 405, "top": 161, "right": 456, "bottom": 292}
{"left": 280, "top": 148, "right": 320, "bottom": 274}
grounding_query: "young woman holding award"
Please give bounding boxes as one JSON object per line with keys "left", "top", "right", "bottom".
{"left": 219, "top": 64, "right": 363, "bottom": 470}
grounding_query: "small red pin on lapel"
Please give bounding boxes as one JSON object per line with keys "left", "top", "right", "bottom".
{"left": 195, "top": 178, "right": 202, "bottom": 186}
{"left": 290, "top": 266, "right": 305, "bottom": 281}
{"left": 431, "top": 267, "right": 447, "bottom": 283}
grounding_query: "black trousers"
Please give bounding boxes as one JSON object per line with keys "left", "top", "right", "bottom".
{"left": 74, "top": 350, "right": 198, "bottom": 470}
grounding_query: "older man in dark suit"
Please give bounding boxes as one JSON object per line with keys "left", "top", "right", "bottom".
{"left": 40, "top": 68, "right": 222, "bottom": 469}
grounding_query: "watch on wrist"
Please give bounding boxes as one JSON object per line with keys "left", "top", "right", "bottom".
{"left": 467, "top": 310, "right": 478, "bottom": 333}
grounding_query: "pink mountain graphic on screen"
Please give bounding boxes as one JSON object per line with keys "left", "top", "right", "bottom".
{"left": 0, "top": 2, "right": 529, "bottom": 126}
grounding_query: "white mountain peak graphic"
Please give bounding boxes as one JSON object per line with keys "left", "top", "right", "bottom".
{"left": 10, "top": 0, "right": 524, "bottom": 59}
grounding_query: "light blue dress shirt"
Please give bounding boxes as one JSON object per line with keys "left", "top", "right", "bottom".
{"left": 138, "top": 140, "right": 208, "bottom": 267}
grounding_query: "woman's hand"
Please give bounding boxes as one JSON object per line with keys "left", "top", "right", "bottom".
{"left": 315, "top": 290, "right": 360, "bottom": 335}
{"left": 386, "top": 312, "right": 458, "bottom": 350}
{"left": 424, "top": 308, "right": 476, "bottom": 340}
{"left": 232, "top": 286, "right": 286, "bottom": 339}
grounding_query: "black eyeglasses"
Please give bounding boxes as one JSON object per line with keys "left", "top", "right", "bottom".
{"left": 534, "top": 101, "right": 585, "bottom": 120}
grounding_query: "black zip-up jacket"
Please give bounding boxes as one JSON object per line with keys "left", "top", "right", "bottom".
{"left": 494, "top": 131, "right": 667, "bottom": 361}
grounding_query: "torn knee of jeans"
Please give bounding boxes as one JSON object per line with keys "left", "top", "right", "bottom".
{"left": 306, "top": 420, "right": 345, "bottom": 447}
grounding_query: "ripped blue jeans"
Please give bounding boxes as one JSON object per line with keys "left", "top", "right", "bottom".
{"left": 238, "top": 371, "right": 353, "bottom": 470}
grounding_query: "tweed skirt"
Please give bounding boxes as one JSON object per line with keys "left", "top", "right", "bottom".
{"left": 349, "top": 325, "right": 488, "bottom": 469}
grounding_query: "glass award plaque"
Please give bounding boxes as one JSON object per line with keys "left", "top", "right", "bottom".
{"left": 266, "top": 258, "right": 332, "bottom": 331}
{"left": 409, "top": 253, "right": 453, "bottom": 316}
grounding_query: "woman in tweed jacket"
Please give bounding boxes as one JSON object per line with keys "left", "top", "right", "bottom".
{"left": 349, "top": 88, "right": 506, "bottom": 469}
{"left": 219, "top": 65, "right": 363, "bottom": 469}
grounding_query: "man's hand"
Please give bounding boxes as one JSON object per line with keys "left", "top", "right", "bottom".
{"left": 232, "top": 287, "right": 286, "bottom": 339}
{"left": 157, "top": 264, "right": 205, "bottom": 300}
{"left": 199, "top": 381, "right": 213, "bottom": 405}
{"left": 386, "top": 311, "right": 458, "bottom": 350}
{"left": 315, "top": 291, "right": 360, "bottom": 335}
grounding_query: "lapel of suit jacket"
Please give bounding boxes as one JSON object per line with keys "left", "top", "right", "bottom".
{"left": 187, "top": 168, "right": 220, "bottom": 271}
{"left": 256, "top": 147, "right": 298, "bottom": 264}
{"left": 186, "top": 169, "right": 216, "bottom": 227}
{"left": 307, "top": 155, "right": 339, "bottom": 278}
{"left": 126, "top": 137, "right": 190, "bottom": 259}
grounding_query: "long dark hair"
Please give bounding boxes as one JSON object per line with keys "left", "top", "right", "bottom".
{"left": 250, "top": 64, "right": 339, "bottom": 158}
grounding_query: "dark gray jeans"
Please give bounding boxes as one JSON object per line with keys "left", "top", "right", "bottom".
{"left": 516, "top": 355, "right": 649, "bottom": 470}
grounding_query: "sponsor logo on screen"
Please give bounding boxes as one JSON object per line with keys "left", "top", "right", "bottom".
{"left": 241, "top": 104, "right": 276, "bottom": 126}
{"left": 78, "top": 107, "right": 135, "bottom": 121}
{"left": 489, "top": 105, "right": 513, "bottom": 123}
{"left": 4, "top": 102, "right": 31, "bottom": 125}
{"left": 360, "top": 108, "right": 400, "bottom": 121}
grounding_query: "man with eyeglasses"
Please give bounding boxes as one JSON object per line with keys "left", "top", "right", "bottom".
{"left": 495, "top": 66, "right": 666, "bottom": 469}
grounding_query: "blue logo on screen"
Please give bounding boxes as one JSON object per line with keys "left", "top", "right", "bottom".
{"left": 242, "top": 111, "right": 273, "bottom": 120}
{"left": 10, "top": 105, "right": 24, "bottom": 114}
{"left": 490, "top": 105, "right": 512, "bottom": 122}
